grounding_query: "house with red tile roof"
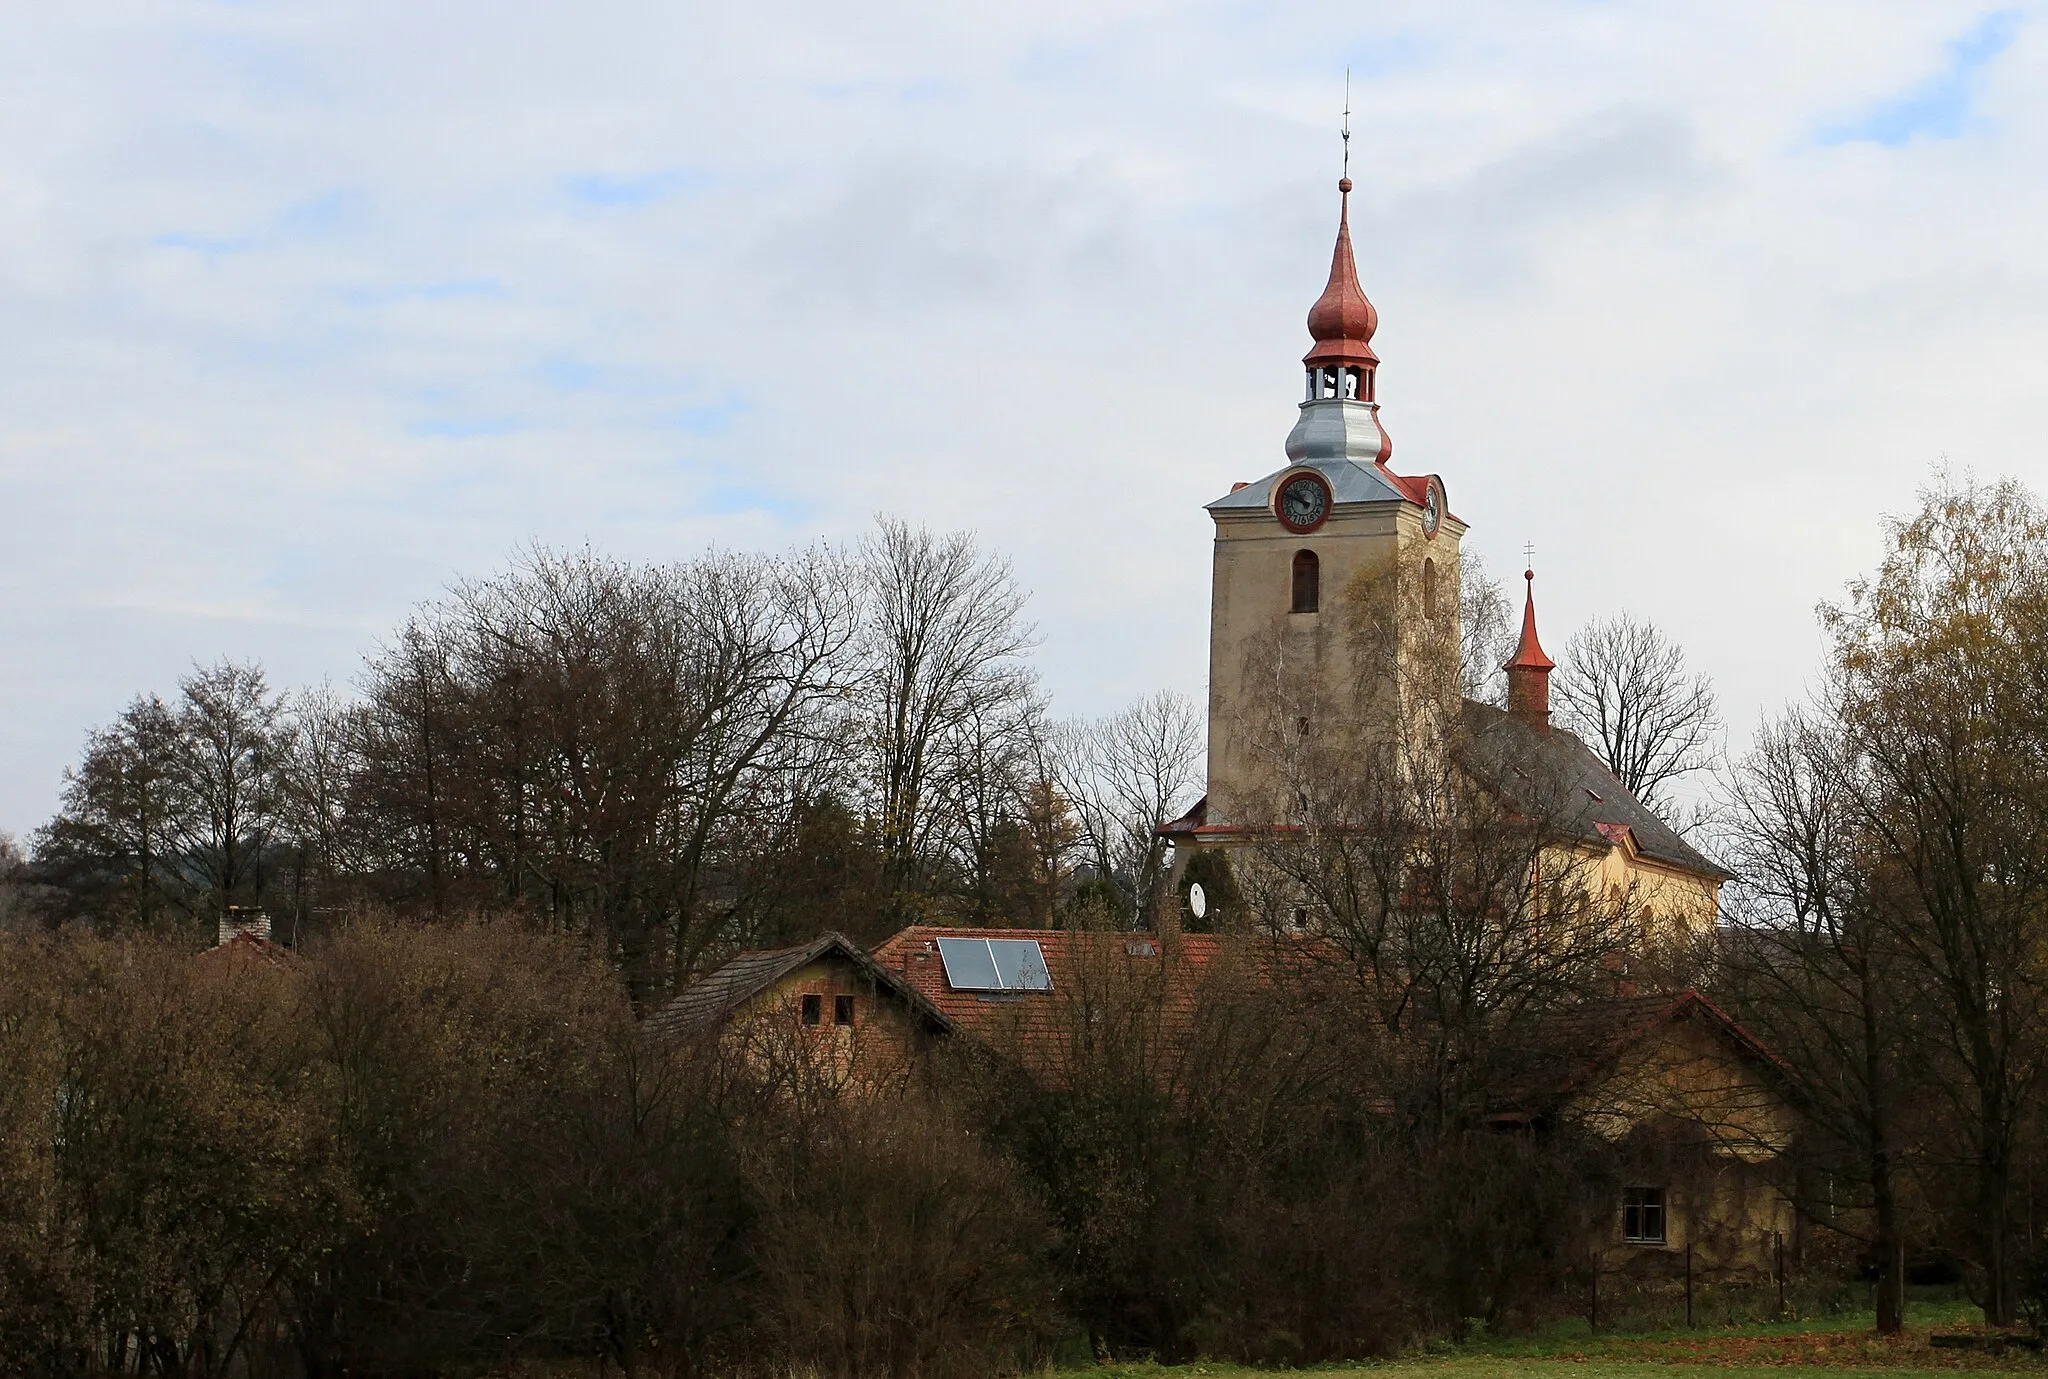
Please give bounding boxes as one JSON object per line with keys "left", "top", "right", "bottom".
{"left": 660, "top": 922, "right": 1800, "bottom": 1279}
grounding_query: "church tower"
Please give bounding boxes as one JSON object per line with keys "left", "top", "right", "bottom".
{"left": 1199, "top": 176, "right": 1467, "bottom": 835}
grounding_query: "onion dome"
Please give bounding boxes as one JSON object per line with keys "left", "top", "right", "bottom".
{"left": 1303, "top": 178, "right": 1379, "bottom": 370}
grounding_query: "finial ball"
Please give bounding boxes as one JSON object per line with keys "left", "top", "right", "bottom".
{"left": 1524, "top": 569, "right": 1534, "bottom": 582}
{"left": 1338, "top": 177, "right": 1353, "bottom": 194}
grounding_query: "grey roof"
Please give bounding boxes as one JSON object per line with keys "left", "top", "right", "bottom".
{"left": 1207, "top": 456, "right": 1413, "bottom": 513}
{"left": 646, "top": 931, "right": 955, "bottom": 1040}
{"left": 1459, "top": 700, "right": 1732, "bottom": 881}
{"left": 1210, "top": 397, "right": 1414, "bottom": 512}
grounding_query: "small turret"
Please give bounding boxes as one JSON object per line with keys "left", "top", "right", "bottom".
{"left": 1505, "top": 568, "right": 1556, "bottom": 730}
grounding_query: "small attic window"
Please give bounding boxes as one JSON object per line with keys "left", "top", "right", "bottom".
{"left": 834, "top": 994, "right": 855, "bottom": 1026}
{"left": 801, "top": 994, "right": 822, "bottom": 1026}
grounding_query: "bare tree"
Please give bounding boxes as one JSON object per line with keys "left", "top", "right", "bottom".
{"left": 1553, "top": 613, "right": 1720, "bottom": 813}
{"left": 350, "top": 545, "right": 862, "bottom": 1005}
{"left": 276, "top": 682, "right": 362, "bottom": 941}
{"left": 0, "top": 833, "right": 46, "bottom": 933}
{"left": 1818, "top": 473, "right": 2048, "bottom": 1326}
{"left": 1459, "top": 551, "right": 1512, "bottom": 707}
{"left": 166, "top": 660, "right": 292, "bottom": 920}
{"left": 937, "top": 688, "right": 1047, "bottom": 925}
{"left": 33, "top": 693, "right": 183, "bottom": 929}
{"left": 1716, "top": 705, "right": 1912, "bottom": 1332}
{"left": 1054, "top": 690, "right": 1205, "bottom": 926}
{"left": 857, "top": 517, "right": 1038, "bottom": 916}
{"left": 34, "top": 664, "right": 290, "bottom": 932}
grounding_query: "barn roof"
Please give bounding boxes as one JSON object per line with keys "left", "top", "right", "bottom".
{"left": 647, "top": 931, "right": 954, "bottom": 1040}
{"left": 1506, "top": 989, "right": 1792, "bottom": 1114}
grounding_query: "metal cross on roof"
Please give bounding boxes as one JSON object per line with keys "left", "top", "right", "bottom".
{"left": 1341, "top": 69, "right": 1352, "bottom": 181}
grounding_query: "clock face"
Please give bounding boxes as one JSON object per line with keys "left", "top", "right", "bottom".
{"left": 1421, "top": 476, "right": 1445, "bottom": 539}
{"left": 1277, "top": 472, "right": 1331, "bottom": 532}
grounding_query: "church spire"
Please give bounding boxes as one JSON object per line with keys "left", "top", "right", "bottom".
{"left": 1303, "top": 176, "right": 1380, "bottom": 376}
{"left": 1505, "top": 567, "right": 1555, "bottom": 730}
{"left": 1286, "top": 172, "right": 1394, "bottom": 467}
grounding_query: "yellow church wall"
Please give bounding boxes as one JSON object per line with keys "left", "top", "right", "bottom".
{"left": 1205, "top": 491, "right": 1465, "bottom": 829}
{"left": 1587, "top": 840, "right": 1723, "bottom": 942}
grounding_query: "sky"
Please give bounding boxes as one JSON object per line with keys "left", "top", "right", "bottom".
{"left": 1, "top": 1, "right": 2044, "bottom": 837}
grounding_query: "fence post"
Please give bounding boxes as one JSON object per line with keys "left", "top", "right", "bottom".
{"left": 1775, "top": 1230, "right": 1785, "bottom": 1318}
{"left": 1685, "top": 1241, "right": 1694, "bottom": 1329}
{"left": 1589, "top": 1253, "right": 1599, "bottom": 1333}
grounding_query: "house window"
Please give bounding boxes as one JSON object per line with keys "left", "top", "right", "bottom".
{"left": 801, "top": 994, "right": 822, "bottom": 1026}
{"left": 1422, "top": 557, "right": 1439, "bottom": 619}
{"left": 1292, "top": 550, "right": 1320, "bottom": 613}
{"left": 834, "top": 994, "right": 855, "bottom": 1027}
{"left": 1623, "top": 1186, "right": 1667, "bottom": 1244}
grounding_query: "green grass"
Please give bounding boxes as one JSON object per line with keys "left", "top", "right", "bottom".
{"left": 1067, "top": 1366, "right": 2023, "bottom": 1379}
{"left": 1055, "top": 1295, "right": 2043, "bottom": 1378}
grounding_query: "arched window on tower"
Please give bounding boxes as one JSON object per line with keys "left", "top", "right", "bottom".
{"left": 1291, "top": 549, "right": 1320, "bottom": 613}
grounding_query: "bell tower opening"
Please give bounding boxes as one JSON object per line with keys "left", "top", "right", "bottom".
{"left": 1291, "top": 550, "right": 1320, "bottom": 613}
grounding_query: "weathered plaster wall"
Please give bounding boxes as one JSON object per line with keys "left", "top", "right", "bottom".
{"left": 1206, "top": 489, "right": 1464, "bottom": 828}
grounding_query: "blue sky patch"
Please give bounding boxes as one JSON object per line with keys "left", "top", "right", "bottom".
{"left": 564, "top": 167, "right": 710, "bottom": 206}
{"left": 408, "top": 416, "right": 522, "bottom": 439}
{"left": 665, "top": 394, "right": 750, "bottom": 435}
{"left": 1818, "top": 10, "right": 2020, "bottom": 146}
{"left": 153, "top": 230, "right": 255, "bottom": 254}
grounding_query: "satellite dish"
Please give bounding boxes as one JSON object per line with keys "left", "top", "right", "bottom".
{"left": 1188, "top": 882, "right": 1207, "bottom": 919}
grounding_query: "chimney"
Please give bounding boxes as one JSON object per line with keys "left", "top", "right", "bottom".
{"left": 1504, "top": 568, "right": 1555, "bottom": 730}
{"left": 218, "top": 907, "right": 272, "bottom": 947}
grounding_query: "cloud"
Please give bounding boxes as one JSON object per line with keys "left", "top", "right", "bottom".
{"left": 1817, "top": 10, "right": 2021, "bottom": 146}
{"left": 4, "top": 0, "right": 2048, "bottom": 837}
{"left": 563, "top": 168, "right": 711, "bottom": 207}
{"left": 1371, "top": 106, "right": 1723, "bottom": 291}
{"left": 754, "top": 157, "right": 1147, "bottom": 311}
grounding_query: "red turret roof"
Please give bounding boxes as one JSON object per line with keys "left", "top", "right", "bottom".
{"left": 1304, "top": 178, "right": 1380, "bottom": 369}
{"left": 1507, "top": 569, "right": 1554, "bottom": 671}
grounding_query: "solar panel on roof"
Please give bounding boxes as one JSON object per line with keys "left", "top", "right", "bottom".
{"left": 936, "top": 938, "right": 1001, "bottom": 990}
{"left": 936, "top": 937, "right": 1052, "bottom": 992}
{"left": 989, "top": 939, "right": 1052, "bottom": 991}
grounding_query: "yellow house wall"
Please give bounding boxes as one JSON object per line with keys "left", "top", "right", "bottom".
{"left": 721, "top": 958, "right": 924, "bottom": 1095}
{"left": 1571, "top": 1018, "right": 1797, "bottom": 1274}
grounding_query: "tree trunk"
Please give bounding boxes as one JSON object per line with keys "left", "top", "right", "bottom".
{"left": 1985, "top": 1159, "right": 2014, "bottom": 1326}
{"left": 1872, "top": 1164, "right": 1905, "bottom": 1335}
